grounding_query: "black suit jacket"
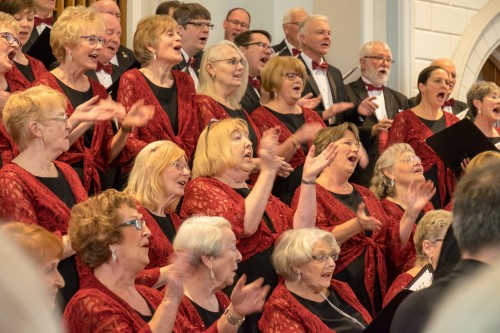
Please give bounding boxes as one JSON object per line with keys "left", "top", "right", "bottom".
{"left": 116, "top": 45, "right": 136, "bottom": 71}
{"left": 22, "top": 27, "right": 41, "bottom": 53}
{"left": 346, "top": 77, "right": 409, "bottom": 186}
{"left": 173, "top": 51, "right": 203, "bottom": 77}
{"left": 391, "top": 259, "right": 487, "bottom": 333}
{"left": 241, "top": 84, "right": 261, "bottom": 114}
{"left": 272, "top": 39, "right": 292, "bottom": 57}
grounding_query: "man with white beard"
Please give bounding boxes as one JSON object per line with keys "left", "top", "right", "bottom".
{"left": 346, "top": 41, "right": 409, "bottom": 187}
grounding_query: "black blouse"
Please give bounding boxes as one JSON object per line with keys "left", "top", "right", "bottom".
{"left": 143, "top": 73, "right": 179, "bottom": 135}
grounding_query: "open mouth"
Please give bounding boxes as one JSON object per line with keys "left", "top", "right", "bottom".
{"left": 348, "top": 155, "right": 357, "bottom": 163}
{"left": 378, "top": 68, "right": 388, "bottom": 74}
{"left": 244, "top": 151, "right": 252, "bottom": 158}
{"left": 260, "top": 56, "right": 269, "bottom": 64}
{"left": 7, "top": 50, "right": 16, "bottom": 61}
{"left": 293, "top": 85, "right": 301, "bottom": 92}
{"left": 177, "top": 180, "right": 187, "bottom": 186}
{"left": 199, "top": 37, "right": 207, "bottom": 43}
{"left": 493, "top": 107, "right": 500, "bottom": 115}
{"left": 89, "top": 53, "right": 99, "bottom": 61}
{"left": 321, "top": 42, "right": 330, "bottom": 48}
{"left": 321, "top": 271, "right": 333, "bottom": 278}
{"left": 437, "top": 92, "right": 446, "bottom": 100}
{"left": 173, "top": 45, "right": 182, "bottom": 51}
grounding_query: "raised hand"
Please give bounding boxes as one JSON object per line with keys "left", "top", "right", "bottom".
{"left": 230, "top": 275, "right": 270, "bottom": 317}
{"left": 406, "top": 179, "right": 436, "bottom": 215}
{"left": 121, "top": 99, "right": 155, "bottom": 129}
{"left": 371, "top": 118, "right": 393, "bottom": 136}
{"left": 163, "top": 251, "right": 196, "bottom": 304}
{"left": 358, "top": 144, "right": 369, "bottom": 169}
{"left": 293, "top": 122, "right": 323, "bottom": 145}
{"left": 302, "top": 143, "right": 338, "bottom": 181}
{"left": 277, "top": 159, "right": 294, "bottom": 178}
{"left": 323, "top": 102, "right": 354, "bottom": 120}
{"left": 297, "top": 92, "right": 322, "bottom": 110}
{"left": 356, "top": 202, "right": 382, "bottom": 231}
{"left": 258, "top": 127, "right": 281, "bottom": 174}
{"left": 358, "top": 96, "right": 379, "bottom": 116}
{"left": 71, "top": 95, "right": 123, "bottom": 123}
{"left": 0, "top": 91, "right": 11, "bottom": 111}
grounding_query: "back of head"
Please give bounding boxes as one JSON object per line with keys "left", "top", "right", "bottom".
{"left": 0, "top": 12, "right": 20, "bottom": 35}
{"left": 465, "top": 150, "right": 500, "bottom": 174}
{"left": 0, "top": 0, "right": 33, "bottom": 15}
{"left": 90, "top": 0, "right": 121, "bottom": 18}
{"left": 156, "top": 1, "right": 182, "bottom": 16}
{"left": 453, "top": 160, "right": 500, "bottom": 257}
{"left": 173, "top": 2, "right": 210, "bottom": 26}
{"left": 413, "top": 210, "right": 452, "bottom": 262}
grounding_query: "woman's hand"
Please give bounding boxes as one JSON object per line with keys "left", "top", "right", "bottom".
{"left": 71, "top": 95, "right": 122, "bottom": 123}
{"left": 163, "top": 251, "right": 196, "bottom": 304}
{"left": 302, "top": 143, "right": 338, "bottom": 181}
{"left": 121, "top": 99, "right": 155, "bottom": 129}
{"left": 371, "top": 118, "right": 393, "bottom": 136}
{"left": 230, "top": 275, "right": 270, "bottom": 317}
{"left": 0, "top": 91, "right": 10, "bottom": 111}
{"left": 297, "top": 93, "right": 322, "bottom": 110}
{"left": 258, "top": 127, "right": 281, "bottom": 174}
{"left": 292, "top": 122, "right": 323, "bottom": 145}
{"left": 406, "top": 180, "right": 436, "bottom": 216}
{"left": 277, "top": 159, "right": 294, "bottom": 178}
{"left": 356, "top": 203, "right": 382, "bottom": 231}
{"left": 460, "top": 157, "right": 470, "bottom": 173}
{"left": 358, "top": 144, "right": 369, "bottom": 169}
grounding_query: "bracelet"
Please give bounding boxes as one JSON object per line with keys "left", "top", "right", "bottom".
{"left": 301, "top": 179, "right": 316, "bottom": 185}
{"left": 223, "top": 307, "right": 245, "bottom": 327}
{"left": 121, "top": 125, "right": 133, "bottom": 133}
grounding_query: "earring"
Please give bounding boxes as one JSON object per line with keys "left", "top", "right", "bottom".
{"left": 390, "top": 178, "right": 395, "bottom": 187}
{"left": 68, "top": 52, "right": 72, "bottom": 62}
{"left": 296, "top": 271, "right": 301, "bottom": 281}
{"left": 478, "top": 108, "right": 482, "bottom": 115}
{"left": 152, "top": 51, "right": 156, "bottom": 61}
{"left": 40, "top": 138, "right": 44, "bottom": 146}
{"left": 209, "top": 265, "right": 215, "bottom": 280}
{"left": 210, "top": 72, "right": 215, "bottom": 79}
{"left": 111, "top": 248, "right": 117, "bottom": 263}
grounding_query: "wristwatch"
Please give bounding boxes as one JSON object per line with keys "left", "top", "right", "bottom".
{"left": 224, "top": 307, "right": 245, "bottom": 327}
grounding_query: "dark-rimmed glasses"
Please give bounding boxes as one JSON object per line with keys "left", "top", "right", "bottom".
{"left": 119, "top": 219, "right": 145, "bottom": 230}
{"left": 0, "top": 32, "right": 22, "bottom": 48}
{"left": 211, "top": 57, "right": 246, "bottom": 67}
{"left": 283, "top": 72, "right": 304, "bottom": 81}
{"left": 363, "top": 55, "right": 395, "bottom": 64}
{"left": 226, "top": 19, "right": 249, "bottom": 29}
{"left": 312, "top": 252, "right": 339, "bottom": 262}
{"left": 80, "top": 35, "right": 106, "bottom": 47}
{"left": 242, "top": 42, "right": 273, "bottom": 52}
{"left": 186, "top": 21, "right": 214, "bottom": 30}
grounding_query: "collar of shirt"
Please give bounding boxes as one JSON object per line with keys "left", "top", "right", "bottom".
{"left": 284, "top": 39, "right": 301, "bottom": 57}
{"left": 301, "top": 52, "right": 326, "bottom": 73}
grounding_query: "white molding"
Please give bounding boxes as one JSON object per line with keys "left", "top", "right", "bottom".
{"left": 360, "top": 0, "right": 374, "bottom": 43}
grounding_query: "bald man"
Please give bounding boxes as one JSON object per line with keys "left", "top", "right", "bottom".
{"left": 90, "top": 0, "right": 136, "bottom": 72}
{"left": 272, "top": 7, "right": 308, "bottom": 57}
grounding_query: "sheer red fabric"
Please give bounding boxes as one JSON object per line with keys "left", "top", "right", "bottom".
{"left": 385, "top": 110, "right": 459, "bottom": 207}
{"left": 382, "top": 272, "right": 413, "bottom": 308}
{"left": 32, "top": 73, "right": 113, "bottom": 193}
{"left": 64, "top": 273, "right": 163, "bottom": 333}
{"left": 250, "top": 105, "right": 325, "bottom": 168}
{"left": 0, "top": 122, "right": 18, "bottom": 166}
{"left": 291, "top": 183, "right": 413, "bottom": 311}
{"left": 258, "top": 280, "right": 372, "bottom": 333}
{"left": 173, "top": 292, "right": 230, "bottom": 333}
{"left": 180, "top": 177, "right": 292, "bottom": 261}
{"left": 5, "top": 55, "right": 48, "bottom": 92}
{"left": 116, "top": 69, "right": 198, "bottom": 170}
{"left": 196, "top": 94, "right": 262, "bottom": 140}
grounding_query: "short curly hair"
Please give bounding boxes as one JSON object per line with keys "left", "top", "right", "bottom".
{"left": 414, "top": 210, "right": 452, "bottom": 262}
{"left": 133, "top": 15, "right": 178, "bottom": 66}
{"left": 50, "top": 6, "right": 105, "bottom": 62}
{"left": 370, "top": 143, "right": 416, "bottom": 199}
{"left": 272, "top": 228, "right": 339, "bottom": 281}
{"left": 69, "top": 189, "right": 136, "bottom": 269}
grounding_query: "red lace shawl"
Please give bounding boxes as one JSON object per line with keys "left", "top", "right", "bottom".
{"left": 32, "top": 72, "right": 113, "bottom": 193}
{"left": 386, "top": 109, "right": 459, "bottom": 207}
{"left": 180, "top": 177, "right": 292, "bottom": 261}
{"left": 0, "top": 122, "right": 19, "bottom": 166}
{"left": 382, "top": 272, "right": 413, "bottom": 308}
{"left": 0, "top": 161, "right": 87, "bottom": 231}
{"left": 117, "top": 69, "right": 198, "bottom": 169}
{"left": 250, "top": 105, "right": 325, "bottom": 168}
{"left": 258, "top": 280, "right": 372, "bottom": 333}
{"left": 64, "top": 273, "right": 164, "bottom": 333}
{"left": 5, "top": 55, "right": 48, "bottom": 92}
{"left": 173, "top": 292, "right": 230, "bottom": 333}
{"left": 196, "top": 94, "right": 262, "bottom": 142}
{"left": 292, "top": 183, "right": 412, "bottom": 310}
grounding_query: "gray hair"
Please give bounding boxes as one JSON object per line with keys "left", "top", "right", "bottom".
{"left": 298, "top": 14, "right": 328, "bottom": 36}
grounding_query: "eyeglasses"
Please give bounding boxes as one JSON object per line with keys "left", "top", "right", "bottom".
{"left": 487, "top": 94, "right": 500, "bottom": 100}
{"left": 226, "top": 19, "right": 249, "bottom": 29}
{"left": 242, "top": 42, "right": 273, "bottom": 52}
{"left": 80, "top": 35, "right": 106, "bottom": 47}
{"left": 283, "top": 72, "right": 304, "bottom": 81}
{"left": 399, "top": 155, "right": 421, "bottom": 164}
{"left": 119, "top": 219, "right": 145, "bottom": 230}
{"left": 0, "top": 32, "right": 22, "bottom": 48}
{"left": 42, "top": 114, "right": 69, "bottom": 122}
{"left": 205, "top": 118, "right": 220, "bottom": 150}
{"left": 211, "top": 57, "right": 247, "bottom": 67}
{"left": 186, "top": 21, "right": 214, "bottom": 30}
{"left": 168, "top": 161, "right": 191, "bottom": 173}
{"left": 312, "top": 252, "right": 339, "bottom": 262}
{"left": 364, "top": 55, "right": 395, "bottom": 64}
{"left": 432, "top": 238, "right": 445, "bottom": 243}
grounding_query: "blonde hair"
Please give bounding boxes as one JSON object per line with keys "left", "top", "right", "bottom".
{"left": 133, "top": 15, "right": 178, "bottom": 66}
{"left": 50, "top": 6, "right": 105, "bottom": 62}
{"left": 2, "top": 85, "right": 67, "bottom": 150}
{"left": 69, "top": 189, "right": 136, "bottom": 269}
{"left": 272, "top": 228, "right": 339, "bottom": 281}
{"left": 192, "top": 118, "right": 249, "bottom": 178}
{"left": 313, "top": 122, "right": 360, "bottom": 156}
{"left": 261, "top": 56, "right": 307, "bottom": 99}
{"left": 198, "top": 41, "right": 249, "bottom": 109}
{"left": 466, "top": 81, "right": 500, "bottom": 117}
{"left": 0, "top": 12, "right": 20, "bottom": 35}
{"left": 370, "top": 143, "right": 416, "bottom": 199}
{"left": 173, "top": 216, "right": 232, "bottom": 264}
{"left": 124, "top": 140, "right": 186, "bottom": 213}
{"left": 465, "top": 151, "right": 500, "bottom": 174}
{"left": 414, "top": 210, "right": 452, "bottom": 262}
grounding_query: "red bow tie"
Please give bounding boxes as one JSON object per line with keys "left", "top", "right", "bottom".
{"left": 312, "top": 60, "right": 328, "bottom": 71}
{"left": 442, "top": 98, "right": 455, "bottom": 107}
{"left": 34, "top": 16, "right": 53, "bottom": 27}
{"left": 292, "top": 48, "right": 301, "bottom": 57}
{"left": 249, "top": 77, "right": 261, "bottom": 90}
{"left": 365, "top": 84, "right": 384, "bottom": 91}
{"left": 187, "top": 56, "right": 196, "bottom": 67}
{"left": 96, "top": 62, "right": 113, "bottom": 74}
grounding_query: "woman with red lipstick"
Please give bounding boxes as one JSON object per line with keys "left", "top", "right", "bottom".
{"left": 386, "top": 66, "right": 460, "bottom": 208}
{"left": 259, "top": 228, "right": 371, "bottom": 333}
{"left": 251, "top": 56, "right": 325, "bottom": 205}
{"left": 117, "top": 15, "right": 198, "bottom": 184}
{"left": 1, "top": 1, "right": 48, "bottom": 91}
{"left": 34, "top": 6, "right": 153, "bottom": 195}
{"left": 291, "top": 124, "right": 434, "bottom": 315}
